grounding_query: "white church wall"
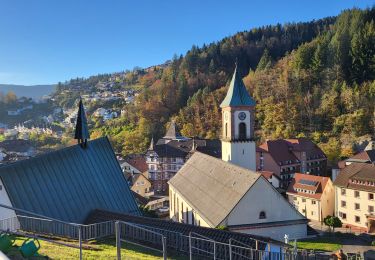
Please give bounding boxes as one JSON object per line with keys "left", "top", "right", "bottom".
{"left": 0, "top": 178, "right": 17, "bottom": 220}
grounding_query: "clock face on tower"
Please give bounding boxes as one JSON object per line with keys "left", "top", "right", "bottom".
{"left": 238, "top": 112, "right": 246, "bottom": 121}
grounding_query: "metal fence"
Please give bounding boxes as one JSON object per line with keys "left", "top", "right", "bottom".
{"left": 0, "top": 214, "right": 335, "bottom": 260}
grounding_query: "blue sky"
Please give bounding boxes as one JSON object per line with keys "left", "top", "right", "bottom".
{"left": 0, "top": 0, "right": 373, "bottom": 85}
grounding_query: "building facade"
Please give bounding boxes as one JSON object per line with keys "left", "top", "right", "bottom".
{"left": 146, "top": 123, "right": 221, "bottom": 194}
{"left": 256, "top": 138, "right": 327, "bottom": 188}
{"left": 287, "top": 173, "right": 334, "bottom": 222}
{"left": 334, "top": 163, "right": 375, "bottom": 233}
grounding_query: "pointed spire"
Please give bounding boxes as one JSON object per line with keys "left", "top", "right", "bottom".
{"left": 149, "top": 136, "right": 154, "bottom": 150}
{"left": 164, "top": 121, "right": 181, "bottom": 139}
{"left": 220, "top": 64, "right": 256, "bottom": 108}
{"left": 74, "top": 98, "right": 90, "bottom": 147}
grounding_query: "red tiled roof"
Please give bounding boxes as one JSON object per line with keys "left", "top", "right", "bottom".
{"left": 286, "top": 173, "right": 330, "bottom": 200}
{"left": 259, "top": 171, "right": 280, "bottom": 180}
{"left": 125, "top": 154, "right": 148, "bottom": 172}
{"left": 258, "top": 138, "right": 325, "bottom": 166}
{"left": 349, "top": 150, "right": 375, "bottom": 163}
{"left": 334, "top": 163, "right": 375, "bottom": 192}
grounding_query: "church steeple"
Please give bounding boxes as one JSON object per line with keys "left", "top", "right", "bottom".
{"left": 74, "top": 98, "right": 90, "bottom": 148}
{"left": 149, "top": 136, "right": 155, "bottom": 150}
{"left": 220, "top": 64, "right": 256, "bottom": 108}
{"left": 221, "top": 65, "right": 256, "bottom": 171}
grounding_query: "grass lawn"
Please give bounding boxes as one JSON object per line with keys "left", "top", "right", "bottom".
{"left": 293, "top": 236, "right": 342, "bottom": 252}
{"left": 6, "top": 236, "right": 188, "bottom": 259}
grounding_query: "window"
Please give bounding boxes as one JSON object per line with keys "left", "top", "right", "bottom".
{"left": 339, "top": 212, "right": 347, "bottom": 220}
{"left": 341, "top": 188, "right": 346, "bottom": 196}
{"left": 302, "top": 198, "right": 306, "bottom": 203}
{"left": 225, "top": 123, "right": 228, "bottom": 138}
{"left": 341, "top": 201, "right": 346, "bottom": 208}
{"left": 355, "top": 191, "right": 360, "bottom": 198}
{"left": 259, "top": 211, "right": 266, "bottom": 219}
{"left": 369, "top": 206, "right": 374, "bottom": 213}
{"left": 369, "top": 193, "right": 374, "bottom": 200}
{"left": 355, "top": 216, "right": 360, "bottom": 223}
{"left": 311, "top": 200, "right": 316, "bottom": 205}
{"left": 239, "top": 122, "right": 247, "bottom": 140}
{"left": 355, "top": 203, "right": 360, "bottom": 210}
{"left": 311, "top": 211, "right": 314, "bottom": 216}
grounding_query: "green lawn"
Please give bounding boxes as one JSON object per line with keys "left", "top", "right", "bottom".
{"left": 5, "top": 236, "right": 187, "bottom": 259}
{"left": 292, "top": 236, "right": 342, "bottom": 252}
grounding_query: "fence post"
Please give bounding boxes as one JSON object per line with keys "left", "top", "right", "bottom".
{"left": 213, "top": 240, "right": 216, "bottom": 260}
{"left": 115, "top": 221, "right": 121, "bottom": 260}
{"left": 189, "top": 232, "right": 192, "bottom": 260}
{"left": 229, "top": 238, "right": 232, "bottom": 260}
{"left": 162, "top": 236, "right": 167, "bottom": 260}
{"left": 78, "top": 225, "right": 82, "bottom": 260}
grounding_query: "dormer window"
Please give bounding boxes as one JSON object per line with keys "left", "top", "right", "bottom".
{"left": 259, "top": 211, "right": 266, "bottom": 219}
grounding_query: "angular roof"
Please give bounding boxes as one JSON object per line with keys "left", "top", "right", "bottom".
{"left": 0, "top": 137, "right": 139, "bottom": 223}
{"left": 151, "top": 138, "right": 221, "bottom": 158}
{"left": 74, "top": 99, "right": 90, "bottom": 141}
{"left": 168, "top": 152, "right": 261, "bottom": 227}
{"left": 287, "top": 173, "right": 330, "bottom": 200}
{"left": 334, "top": 162, "right": 375, "bottom": 192}
{"left": 125, "top": 154, "right": 148, "bottom": 172}
{"left": 85, "top": 209, "right": 289, "bottom": 248}
{"left": 348, "top": 150, "right": 375, "bottom": 163}
{"left": 257, "top": 138, "right": 326, "bottom": 166}
{"left": 259, "top": 170, "right": 281, "bottom": 180}
{"left": 220, "top": 66, "right": 256, "bottom": 108}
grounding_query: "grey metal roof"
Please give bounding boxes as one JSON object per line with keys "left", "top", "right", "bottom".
{"left": 0, "top": 137, "right": 140, "bottom": 223}
{"left": 220, "top": 66, "right": 256, "bottom": 108}
{"left": 168, "top": 152, "right": 261, "bottom": 227}
{"left": 163, "top": 121, "right": 182, "bottom": 139}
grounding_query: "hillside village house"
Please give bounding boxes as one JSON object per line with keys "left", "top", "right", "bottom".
{"left": 256, "top": 138, "right": 327, "bottom": 188}
{"left": 287, "top": 173, "right": 334, "bottom": 222}
{"left": 131, "top": 173, "right": 152, "bottom": 197}
{"left": 259, "top": 171, "right": 281, "bottom": 189}
{"left": 334, "top": 163, "right": 375, "bottom": 233}
{"left": 169, "top": 66, "right": 307, "bottom": 241}
{"left": 146, "top": 124, "right": 221, "bottom": 194}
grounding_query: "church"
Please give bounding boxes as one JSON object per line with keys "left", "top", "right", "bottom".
{"left": 168, "top": 66, "right": 307, "bottom": 241}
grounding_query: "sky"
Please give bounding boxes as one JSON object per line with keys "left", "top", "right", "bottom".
{"left": 0, "top": 0, "right": 374, "bottom": 85}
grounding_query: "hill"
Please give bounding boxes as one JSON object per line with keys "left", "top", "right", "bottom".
{"left": 55, "top": 7, "right": 375, "bottom": 164}
{"left": 0, "top": 84, "right": 56, "bottom": 100}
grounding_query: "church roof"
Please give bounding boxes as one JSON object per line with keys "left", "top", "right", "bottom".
{"left": 220, "top": 66, "right": 256, "bottom": 108}
{"left": 0, "top": 137, "right": 140, "bottom": 223}
{"left": 168, "top": 152, "right": 261, "bottom": 227}
{"left": 74, "top": 99, "right": 90, "bottom": 141}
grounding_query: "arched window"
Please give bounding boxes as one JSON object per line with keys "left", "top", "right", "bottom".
{"left": 225, "top": 123, "right": 228, "bottom": 138}
{"left": 239, "top": 122, "right": 247, "bottom": 140}
{"left": 259, "top": 211, "right": 266, "bottom": 219}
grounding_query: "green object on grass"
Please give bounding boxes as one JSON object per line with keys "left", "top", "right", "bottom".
{"left": 0, "top": 232, "right": 15, "bottom": 253}
{"left": 19, "top": 237, "right": 40, "bottom": 257}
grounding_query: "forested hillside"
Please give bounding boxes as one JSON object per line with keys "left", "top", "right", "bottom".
{"left": 56, "top": 7, "right": 375, "bottom": 164}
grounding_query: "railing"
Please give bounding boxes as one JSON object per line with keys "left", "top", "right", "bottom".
{"left": 0, "top": 207, "right": 334, "bottom": 260}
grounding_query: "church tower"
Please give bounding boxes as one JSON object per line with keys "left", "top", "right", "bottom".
{"left": 220, "top": 65, "right": 256, "bottom": 171}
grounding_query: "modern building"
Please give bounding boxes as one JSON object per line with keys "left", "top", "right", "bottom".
{"left": 168, "top": 66, "right": 307, "bottom": 241}
{"left": 256, "top": 138, "right": 327, "bottom": 187}
{"left": 287, "top": 173, "right": 334, "bottom": 222}
{"left": 334, "top": 162, "right": 375, "bottom": 233}
{"left": 146, "top": 123, "right": 221, "bottom": 194}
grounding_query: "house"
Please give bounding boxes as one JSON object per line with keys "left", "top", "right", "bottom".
{"left": 338, "top": 149, "right": 375, "bottom": 169}
{"left": 259, "top": 171, "right": 281, "bottom": 189}
{"left": 287, "top": 173, "right": 334, "bottom": 222}
{"left": 131, "top": 173, "right": 152, "bottom": 197}
{"left": 334, "top": 163, "right": 375, "bottom": 233}
{"left": 169, "top": 152, "right": 307, "bottom": 241}
{"left": 168, "top": 67, "right": 307, "bottom": 241}
{"left": 256, "top": 138, "right": 327, "bottom": 188}
{"left": 146, "top": 124, "right": 221, "bottom": 194}
{"left": 0, "top": 99, "right": 140, "bottom": 223}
